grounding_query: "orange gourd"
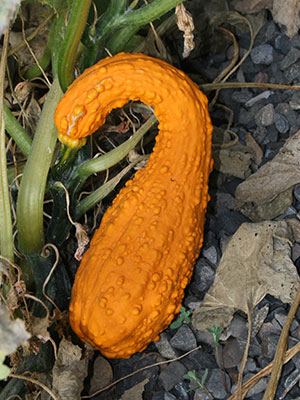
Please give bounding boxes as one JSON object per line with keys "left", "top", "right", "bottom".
{"left": 54, "top": 53, "right": 213, "bottom": 359}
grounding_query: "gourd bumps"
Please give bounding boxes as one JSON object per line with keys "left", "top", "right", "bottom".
{"left": 54, "top": 53, "right": 213, "bottom": 359}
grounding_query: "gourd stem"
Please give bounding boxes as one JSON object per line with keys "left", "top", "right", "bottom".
{"left": 16, "top": 76, "right": 63, "bottom": 255}
{"left": 75, "top": 114, "right": 157, "bottom": 181}
{"left": 0, "top": 30, "right": 14, "bottom": 262}
{"left": 3, "top": 103, "right": 32, "bottom": 157}
{"left": 58, "top": 0, "right": 92, "bottom": 91}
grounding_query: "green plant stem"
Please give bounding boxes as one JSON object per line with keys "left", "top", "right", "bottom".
{"left": 16, "top": 76, "right": 62, "bottom": 254}
{"left": 75, "top": 155, "right": 146, "bottom": 218}
{"left": 3, "top": 103, "right": 32, "bottom": 157}
{"left": 58, "top": 0, "right": 92, "bottom": 91}
{"left": 24, "top": 41, "right": 51, "bottom": 80}
{"left": 117, "top": 0, "right": 182, "bottom": 26}
{"left": 86, "top": 0, "right": 182, "bottom": 64}
{"left": 0, "top": 30, "right": 14, "bottom": 262}
{"left": 75, "top": 114, "right": 157, "bottom": 182}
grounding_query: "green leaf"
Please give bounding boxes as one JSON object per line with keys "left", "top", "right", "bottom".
{"left": 0, "top": 351, "right": 10, "bottom": 380}
{"left": 38, "top": 0, "right": 68, "bottom": 13}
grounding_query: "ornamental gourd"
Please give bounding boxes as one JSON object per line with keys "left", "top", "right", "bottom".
{"left": 54, "top": 52, "right": 213, "bottom": 359}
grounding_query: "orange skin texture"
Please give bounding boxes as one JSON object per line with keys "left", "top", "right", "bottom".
{"left": 54, "top": 53, "right": 213, "bottom": 359}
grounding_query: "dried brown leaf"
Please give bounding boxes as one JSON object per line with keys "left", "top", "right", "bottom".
{"left": 271, "top": 0, "right": 300, "bottom": 38}
{"left": 192, "top": 221, "right": 300, "bottom": 332}
{"left": 176, "top": 3, "right": 195, "bottom": 58}
{"left": 235, "top": 131, "right": 300, "bottom": 220}
{"left": 52, "top": 339, "right": 88, "bottom": 400}
{"left": 234, "top": 0, "right": 272, "bottom": 14}
{"left": 120, "top": 378, "right": 149, "bottom": 400}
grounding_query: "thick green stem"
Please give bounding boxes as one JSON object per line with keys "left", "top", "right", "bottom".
{"left": 0, "top": 116, "right": 14, "bottom": 262}
{"left": 75, "top": 156, "right": 146, "bottom": 218}
{"left": 16, "top": 76, "right": 62, "bottom": 255}
{"left": 3, "top": 103, "right": 32, "bottom": 157}
{"left": 76, "top": 114, "right": 157, "bottom": 181}
{"left": 58, "top": 0, "right": 92, "bottom": 91}
{"left": 0, "top": 30, "right": 14, "bottom": 262}
{"left": 117, "top": 0, "right": 182, "bottom": 26}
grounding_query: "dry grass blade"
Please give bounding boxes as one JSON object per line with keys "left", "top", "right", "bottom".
{"left": 214, "top": 27, "right": 239, "bottom": 84}
{"left": 262, "top": 285, "right": 300, "bottom": 399}
{"left": 9, "top": 373, "right": 59, "bottom": 400}
{"left": 229, "top": 340, "right": 300, "bottom": 399}
{"left": 199, "top": 81, "right": 300, "bottom": 91}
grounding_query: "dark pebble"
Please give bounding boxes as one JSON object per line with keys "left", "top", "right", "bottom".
{"left": 275, "top": 34, "right": 291, "bottom": 54}
{"left": 251, "top": 44, "right": 274, "bottom": 65}
{"left": 274, "top": 112, "right": 290, "bottom": 134}
{"left": 158, "top": 362, "right": 187, "bottom": 392}
{"left": 279, "top": 47, "right": 300, "bottom": 70}
{"left": 169, "top": 325, "right": 197, "bottom": 352}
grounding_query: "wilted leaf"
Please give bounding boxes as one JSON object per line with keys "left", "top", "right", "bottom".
{"left": 272, "top": 0, "right": 300, "bottom": 38}
{"left": 120, "top": 378, "right": 149, "bottom": 400}
{"left": 192, "top": 220, "right": 300, "bottom": 332}
{"left": 234, "top": 0, "right": 272, "bottom": 14}
{"left": 52, "top": 339, "right": 88, "bottom": 400}
{"left": 235, "top": 0, "right": 300, "bottom": 38}
{"left": 176, "top": 3, "right": 195, "bottom": 58}
{"left": 235, "top": 131, "right": 300, "bottom": 220}
{"left": 0, "top": 306, "right": 30, "bottom": 380}
{"left": 0, "top": 306, "right": 31, "bottom": 355}
{"left": 213, "top": 143, "right": 253, "bottom": 179}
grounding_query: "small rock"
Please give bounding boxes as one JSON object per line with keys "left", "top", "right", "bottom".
{"left": 182, "top": 348, "right": 216, "bottom": 371}
{"left": 206, "top": 368, "right": 231, "bottom": 399}
{"left": 294, "top": 184, "right": 300, "bottom": 202}
{"left": 232, "top": 90, "right": 253, "bottom": 104}
{"left": 292, "top": 243, "right": 300, "bottom": 262}
{"left": 245, "top": 374, "right": 268, "bottom": 397}
{"left": 275, "top": 34, "right": 291, "bottom": 54}
{"left": 255, "top": 103, "right": 275, "bottom": 126}
{"left": 254, "top": 71, "right": 269, "bottom": 83}
{"left": 222, "top": 338, "right": 243, "bottom": 369}
{"left": 283, "top": 63, "right": 300, "bottom": 82}
{"left": 215, "top": 192, "right": 235, "bottom": 212}
{"left": 283, "top": 368, "right": 300, "bottom": 390}
{"left": 243, "top": 358, "right": 257, "bottom": 373}
{"left": 266, "top": 125, "right": 279, "bottom": 142}
{"left": 170, "top": 325, "right": 197, "bottom": 352}
{"left": 245, "top": 90, "right": 273, "bottom": 107}
{"left": 191, "top": 258, "right": 215, "bottom": 294}
{"left": 164, "top": 392, "right": 177, "bottom": 400}
{"left": 158, "top": 361, "right": 187, "bottom": 392}
{"left": 276, "top": 102, "right": 298, "bottom": 126}
{"left": 237, "top": 336, "right": 262, "bottom": 358}
{"left": 253, "top": 126, "right": 268, "bottom": 144}
{"left": 227, "top": 314, "right": 248, "bottom": 340}
{"left": 279, "top": 47, "right": 300, "bottom": 70}
{"left": 193, "top": 389, "right": 209, "bottom": 400}
{"left": 261, "top": 333, "right": 280, "bottom": 358}
{"left": 274, "top": 113, "right": 290, "bottom": 134}
{"left": 155, "top": 333, "right": 179, "bottom": 360}
{"left": 289, "top": 91, "right": 300, "bottom": 110}
{"left": 172, "top": 382, "right": 189, "bottom": 400}
{"left": 202, "top": 245, "right": 219, "bottom": 266}
{"left": 279, "top": 205, "right": 297, "bottom": 219}
{"left": 251, "top": 44, "right": 274, "bottom": 65}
